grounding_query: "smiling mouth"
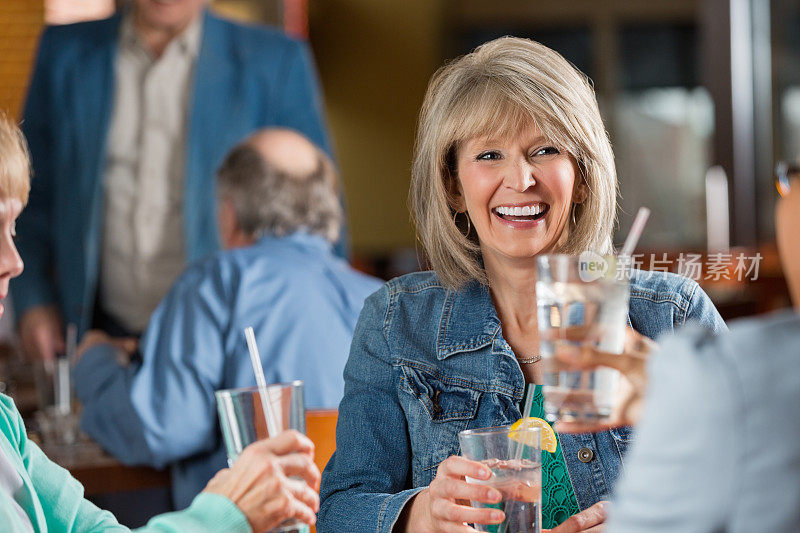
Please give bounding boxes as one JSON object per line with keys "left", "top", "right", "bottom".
{"left": 492, "top": 203, "right": 550, "bottom": 222}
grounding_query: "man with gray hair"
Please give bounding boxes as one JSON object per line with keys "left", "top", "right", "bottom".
{"left": 71, "top": 128, "right": 382, "bottom": 511}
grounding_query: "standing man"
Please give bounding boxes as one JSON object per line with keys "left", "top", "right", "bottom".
{"left": 73, "top": 128, "right": 381, "bottom": 510}
{"left": 14, "top": 0, "right": 342, "bottom": 362}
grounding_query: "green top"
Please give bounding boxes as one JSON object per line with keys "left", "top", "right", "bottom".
{"left": 0, "top": 393, "right": 251, "bottom": 532}
{"left": 528, "top": 385, "right": 580, "bottom": 529}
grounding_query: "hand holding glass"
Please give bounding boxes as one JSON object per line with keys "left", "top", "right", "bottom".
{"left": 553, "top": 327, "right": 656, "bottom": 432}
{"left": 458, "top": 425, "right": 542, "bottom": 533}
{"left": 203, "top": 431, "right": 319, "bottom": 532}
{"left": 215, "top": 381, "right": 308, "bottom": 533}
{"left": 536, "top": 254, "right": 630, "bottom": 428}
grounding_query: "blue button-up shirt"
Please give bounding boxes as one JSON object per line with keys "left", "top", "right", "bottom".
{"left": 74, "top": 233, "right": 382, "bottom": 509}
{"left": 318, "top": 269, "right": 727, "bottom": 533}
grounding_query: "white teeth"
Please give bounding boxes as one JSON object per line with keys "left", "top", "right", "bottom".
{"left": 495, "top": 204, "right": 543, "bottom": 216}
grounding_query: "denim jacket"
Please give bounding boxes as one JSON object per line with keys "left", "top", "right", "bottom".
{"left": 318, "top": 269, "right": 727, "bottom": 533}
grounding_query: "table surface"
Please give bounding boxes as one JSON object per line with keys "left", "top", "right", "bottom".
{"left": 41, "top": 439, "right": 171, "bottom": 497}
{"left": 37, "top": 409, "right": 339, "bottom": 498}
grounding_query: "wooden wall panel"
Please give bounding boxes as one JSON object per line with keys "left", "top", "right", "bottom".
{"left": 0, "top": 0, "right": 44, "bottom": 118}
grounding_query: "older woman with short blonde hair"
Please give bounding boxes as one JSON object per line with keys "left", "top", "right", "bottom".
{"left": 319, "top": 37, "right": 725, "bottom": 532}
{"left": 0, "top": 113, "right": 321, "bottom": 533}
{"left": 411, "top": 37, "right": 616, "bottom": 289}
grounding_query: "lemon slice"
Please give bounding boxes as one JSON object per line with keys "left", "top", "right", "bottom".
{"left": 510, "top": 417, "right": 558, "bottom": 453}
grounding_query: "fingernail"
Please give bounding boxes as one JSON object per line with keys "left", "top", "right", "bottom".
{"left": 487, "top": 489, "right": 501, "bottom": 502}
{"left": 478, "top": 468, "right": 491, "bottom": 479}
{"left": 491, "top": 511, "right": 505, "bottom": 522}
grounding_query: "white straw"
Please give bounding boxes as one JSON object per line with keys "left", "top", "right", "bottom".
{"left": 244, "top": 327, "right": 280, "bottom": 438}
{"left": 521, "top": 383, "right": 535, "bottom": 424}
{"left": 55, "top": 323, "right": 77, "bottom": 414}
{"left": 619, "top": 207, "right": 651, "bottom": 259}
{"left": 55, "top": 359, "right": 70, "bottom": 415}
{"left": 514, "top": 383, "right": 536, "bottom": 461}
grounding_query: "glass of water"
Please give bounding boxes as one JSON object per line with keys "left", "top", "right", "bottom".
{"left": 459, "top": 425, "right": 542, "bottom": 533}
{"left": 215, "top": 381, "right": 307, "bottom": 533}
{"left": 536, "top": 254, "right": 630, "bottom": 426}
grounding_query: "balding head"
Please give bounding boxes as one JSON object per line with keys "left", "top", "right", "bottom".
{"left": 216, "top": 128, "right": 342, "bottom": 248}
{"left": 246, "top": 128, "right": 320, "bottom": 179}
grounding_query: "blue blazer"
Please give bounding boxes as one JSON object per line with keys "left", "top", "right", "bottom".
{"left": 14, "top": 10, "right": 337, "bottom": 332}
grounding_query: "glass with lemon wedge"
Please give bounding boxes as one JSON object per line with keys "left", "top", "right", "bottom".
{"left": 458, "top": 425, "right": 542, "bottom": 533}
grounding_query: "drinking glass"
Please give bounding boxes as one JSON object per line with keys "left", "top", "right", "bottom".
{"left": 215, "top": 381, "right": 307, "bottom": 533}
{"left": 35, "top": 357, "right": 80, "bottom": 447}
{"left": 536, "top": 254, "right": 630, "bottom": 425}
{"left": 459, "top": 425, "right": 542, "bottom": 533}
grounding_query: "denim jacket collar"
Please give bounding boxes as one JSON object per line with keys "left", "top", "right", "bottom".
{"left": 436, "top": 280, "right": 506, "bottom": 360}
{"left": 435, "top": 275, "right": 643, "bottom": 362}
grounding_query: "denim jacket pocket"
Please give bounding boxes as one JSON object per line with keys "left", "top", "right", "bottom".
{"left": 398, "top": 364, "right": 482, "bottom": 486}
{"left": 609, "top": 426, "right": 635, "bottom": 457}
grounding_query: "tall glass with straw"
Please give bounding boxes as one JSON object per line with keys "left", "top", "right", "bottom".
{"left": 534, "top": 208, "right": 650, "bottom": 426}
{"left": 35, "top": 323, "right": 80, "bottom": 446}
{"left": 214, "top": 326, "right": 308, "bottom": 533}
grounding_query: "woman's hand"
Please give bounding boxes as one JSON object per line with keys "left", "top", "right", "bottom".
{"left": 399, "top": 455, "right": 505, "bottom": 532}
{"left": 545, "top": 501, "right": 608, "bottom": 532}
{"left": 554, "top": 327, "right": 655, "bottom": 433}
{"left": 204, "top": 430, "right": 320, "bottom": 532}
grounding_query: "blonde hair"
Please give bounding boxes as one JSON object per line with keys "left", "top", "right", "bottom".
{"left": 410, "top": 36, "right": 616, "bottom": 289}
{"left": 0, "top": 112, "right": 31, "bottom": 204}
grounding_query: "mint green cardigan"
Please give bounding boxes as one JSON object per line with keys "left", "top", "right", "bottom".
{"left": 0, "top": 394, "right": 251, "bottom": 532}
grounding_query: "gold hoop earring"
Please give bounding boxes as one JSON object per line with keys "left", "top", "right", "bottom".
{"left": 571, "top": 203, "right": 578, "bottom": 227}
{"left": 453, "top": 210, "right": 471, "bottom": 237}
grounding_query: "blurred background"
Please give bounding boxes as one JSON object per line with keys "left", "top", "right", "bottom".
{"left": 0, "top": 0, "right": 795, "bottom": 315}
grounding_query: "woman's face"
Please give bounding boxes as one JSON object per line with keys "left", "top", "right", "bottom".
{"left": 454, "top": 123, "right": 582, "bottom": 265}
{"left": 0, "top": 197, "right": 24, "bottom": 318}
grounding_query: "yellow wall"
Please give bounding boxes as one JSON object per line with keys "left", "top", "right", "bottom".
{"left": 310, "top": 0, "right": 444, "bottom": 254}
{"left": 0, "top": 1, "right": 44, "bottom": 118}
{"left": 212, "top": 0, "right": 276, "bottom": 25}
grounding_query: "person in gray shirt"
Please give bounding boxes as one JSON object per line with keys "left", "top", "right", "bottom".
{"left": 557, "top": 164, "right": 800, "bottom": 532}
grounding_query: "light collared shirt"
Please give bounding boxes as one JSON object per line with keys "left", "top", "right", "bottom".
{"left": 100, "top": 12, "right": 202, "bottom": 333}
